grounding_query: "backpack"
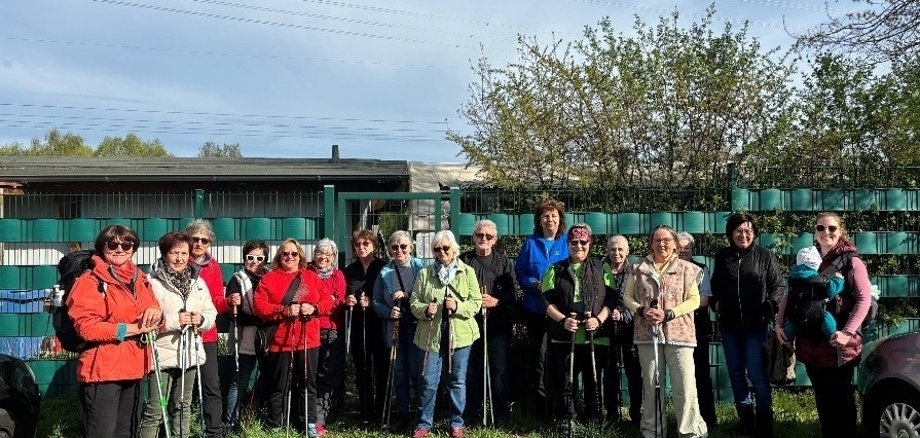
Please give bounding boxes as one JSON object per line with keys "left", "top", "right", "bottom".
{"left": 52, "top": 250, "right": 107, "bottom": 353}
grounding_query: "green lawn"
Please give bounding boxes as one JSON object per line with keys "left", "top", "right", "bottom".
{"left": 37, "top": 387, "right": 838, "bottom": 437}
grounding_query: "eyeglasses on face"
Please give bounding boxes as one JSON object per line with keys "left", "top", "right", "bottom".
{"left": 245, "top": 254, "right": 265, "bottom": 263}
{"left": 315, "top": 252, "right": 334, "bottom": 258}
{"left": 192, "top": 237, "right": 211, "bottom": 245}
{"left": 569, "top": 240, "right": 590, "bottom": 247}
{"left": 474, "top": 232, "right": 496, "bottom": 240}
{"left": 281, "top": 251, "right": 299, "bottom": 258}
{"left": 815, "top": 224, "right": 839, "bottom": 233}
{"left": 733, "top": 228, "right": 754, "bottom": 236}
{"left": 106, "top": 241, "right": 134, "bottom": 251}
{"left": 353, "top": 241, "right": 371, "bottom": 248}
{"left": 167, "top": 250, "right": 188, "bottom": 257}
{"left": 390, "top": 244, "right": 409, "bottom": 251}
{"left": 433, "top": 246, "right": 452, "bottom": 254}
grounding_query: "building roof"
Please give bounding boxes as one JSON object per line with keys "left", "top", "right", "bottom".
{"left": 0, "top": 156, "right": 410, "bottom": 192}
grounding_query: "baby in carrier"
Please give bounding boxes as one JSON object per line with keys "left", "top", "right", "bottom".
{"left": 783, "top": 246, "right": 844, "bottom": 342}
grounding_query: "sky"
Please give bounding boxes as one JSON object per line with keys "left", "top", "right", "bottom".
{"left": 0, "top": 0, "right": 862, "bottom": 163}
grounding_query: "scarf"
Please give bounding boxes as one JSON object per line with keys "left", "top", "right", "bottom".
{"left": 436, "top": 258, "right": 458, "bottom": 286}
{"left": 162, "top": 263, "right": 193, "bottom": 303}
{"left": 314, "top": 264, "right": 334, "bottom": 280}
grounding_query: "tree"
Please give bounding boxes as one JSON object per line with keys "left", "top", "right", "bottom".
{"left": 95, "top": 133, "right": 172, "bottom": 157}
{"left": 449, "top": 8, "right": 797, "bottom": 190}
{"left": 796, "top": 0, "right": 920, "bottom": 65}
{"left": 198, "top": 141, "right": 242, "bottom": 158}
{"left": 0, "top": 129, "right": 94, "bottom": 157}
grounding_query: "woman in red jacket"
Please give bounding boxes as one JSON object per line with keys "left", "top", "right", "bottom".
{"left": 309, "top": 238, "right": 348, "bottom": 436}
{"left": 254, "top": 238, "right": 333, "bottom": 436}
{"left": 67, "top": 224, "right": 162, "bottom": 438}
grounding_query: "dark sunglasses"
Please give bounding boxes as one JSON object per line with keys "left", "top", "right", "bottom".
{"left": 390, "top": 244, "right": 409, "bottom": 251}
{"left": 106, "top": 241, "right": 135, "bottom": 251}
{"left": 474, "top": 232, "right": 495, "bottom": 240}
{"left": 569, "top": 240, "right": 590, "bottom": 247}
{"left": 192, "top": 237, "right": 211, "bottom": 245}
{"left": 281, "top": 251, "right": 299, "bottom": 257}
{"left": 353, "top": 241, "right": 371, "bottom": 247}
{"left": 815, "top": 224, "right": 839, "bottom": 233}
{"left": 433, "top": 246, "right": 452, "bottom": 254}
{"left": 245, "top": 254, "right": 266, "bottom": 263}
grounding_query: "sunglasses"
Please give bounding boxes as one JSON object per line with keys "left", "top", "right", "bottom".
{"left": 815, "top": 224, "right": 839, "bottom": 233}
{"left": 106, "top": 241, "right": 135, "bottom": 251}
{"left": 390, "top": 244, "right": 409, "bottom": 251}
{"left": 245, "top": 254, "right": 266, "bottom": 263}
{"left": 569, "top": 240, "right": 590, "bottom": 247}
{"left": 192, "top": 237, "right": 211, "bottom": 245}
{"left": 353, "top": 241, "right": 371, "bottom": 248}
{"left": 281, "top": 251, "right": 299, "bottom": 258}
{"left": 433, "top": 245, "right": 452, "bottom": 254}
{"left": 474, "top": 232, "right": 495, "bottom": 240}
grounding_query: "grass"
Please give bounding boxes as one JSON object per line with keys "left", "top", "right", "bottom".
{"left": 37, "top": 386, "right": 834, "bottom": 438}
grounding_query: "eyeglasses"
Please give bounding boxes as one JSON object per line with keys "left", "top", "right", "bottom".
{"left": 655, "top": 238, "right": 674, "bottom": 244}
{"left": 815, "top": 224, "right": 839, "bottom": 233}
{"left": 245, "top": 254, "right": 265, "bottom": 263}
{"left": 167, "top": 250, "right": 188, "bottom": 257}
{"left": 353, "top": 241, "right": 371, "bottom": 248}
{"left": 192, "top": 237, "right": 211, "bottom": 245}
{"left": 390, "top": 244, "right": 409, "bottom": 251}
{"left": 569, "top": 240, "right": 590, "bottom": 247}
{"left": 733, "top": 229, "right": 754, "bottom": 236}
{"left": 315, "top": 252, "right": 334, "bottom": 258}
{"left": 474, "top": 232, "right": 495, "bottom": 240}
{"left": 281, "top": 251, "right": 299, "bottom": 258}
{"left": 106, "top": 241, "right": 134, "bottom": 251}
{"left": 433, "top": 246, "right": 452, "bottom": 253}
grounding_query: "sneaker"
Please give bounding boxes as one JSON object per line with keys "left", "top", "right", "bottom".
{"left": 411, "top": 428, "right": 429, "bottom": 438}
{"left": 307, "top": 423, "right": 318, "bottom": 438}
{"left": 450, "top": 427, "right": 465, "bottom": 437}
{"left": 315, "top": 423, "right": 326, "bottom": 437}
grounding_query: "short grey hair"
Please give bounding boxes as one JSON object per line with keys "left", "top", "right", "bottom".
{"left": 473, "top": 219, "right": 498, "bottom": 234}
{"left": 676, "top": 231, "right": 695, "bottom": 247}
{"left": 387, "top": 230, "right": 413, "bottom": 248}
{"left": 185, "top": 219, "right": 215, "bottom": 241}
{"left": 432, "top": 230, "right": 460, "bottom": 253}
{"left": 607, "top": 235, "right": 629, "bottom": 249}
{"left": 313, "top": 238, "right": 338, "bottom": 265}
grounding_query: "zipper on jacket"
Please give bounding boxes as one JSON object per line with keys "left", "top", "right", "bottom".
{"left": 737, "top": 257, "right": 744, "bottom": 327}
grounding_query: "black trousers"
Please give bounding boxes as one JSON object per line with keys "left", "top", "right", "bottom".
{"left": 549, "top": 342, "right": 605, "bottom": 421}
{"left": 264, "top": 348, "right": 320, "bottom": 429}
{"left": 316, "top": 328, "right": 346, "bottom": 425}
{"left": 603, "top": 341, "right": 643, "bottom": 422}
{"left": 524, "top": 313, "right": 550, "bottom": 416}
{"left": 78, "top": 379, "right": 143, "bottom": 438}
{"left": 351, "top": 309, "right": 388, "bottom": 423}
{"left": 199, "top": 342, "right": 224, "bottom": 437}
{"left": 693, "top": 336, "right": 717, "bottom": 427}
{"left": 806, "top": 361, "right": 858, "bottom": 438}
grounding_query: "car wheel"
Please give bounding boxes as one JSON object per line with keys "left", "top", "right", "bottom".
{"left": 878, "top": 391, "right": 920, "bottom": 438}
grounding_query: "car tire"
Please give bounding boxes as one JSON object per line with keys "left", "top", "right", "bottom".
{"left": 875, "top": 390, "right": 920, "bottom": 438}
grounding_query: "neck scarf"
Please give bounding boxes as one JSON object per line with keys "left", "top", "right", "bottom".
{"left": 163, "top": 263, "right": 193, "bottom": 302}
{"left": 436, "top": 258, "right": 458, "bottom": 286}
{"left": 314, "top": 264, "right": 334, "bottom": 280}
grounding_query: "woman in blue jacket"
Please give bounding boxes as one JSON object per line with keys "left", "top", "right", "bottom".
{"left": 514, "top": 198, "right": 569, "bottom": 417}
{"left": 373, "top": 230, "right": 427, "bottom": 431}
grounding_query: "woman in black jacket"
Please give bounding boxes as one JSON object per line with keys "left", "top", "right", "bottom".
{"left": 710, "top": 213, "right": 784, "bottom": 438}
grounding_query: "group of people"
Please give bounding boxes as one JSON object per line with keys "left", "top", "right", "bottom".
{"left": 66, "top": 202, "right": 872, "bottom": 438}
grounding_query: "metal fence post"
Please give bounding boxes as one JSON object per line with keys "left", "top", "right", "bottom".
{"left": 194, "top": 188, "right": 204, "bottom": 219}
{"left": 324, "top": 184, "right": 335, "bottom": 245}
{"left": 450, "top": 187, "right": 460, "bottom": 233}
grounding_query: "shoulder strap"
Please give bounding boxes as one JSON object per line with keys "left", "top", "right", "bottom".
{"left": 282, "top": 274, "right": 302, "bottom": 306}
{"left": 819, "top": 252, "right": 853, "bottom": 278}
{"left": 394, "top": 263, "right": 407, "bottom": 292}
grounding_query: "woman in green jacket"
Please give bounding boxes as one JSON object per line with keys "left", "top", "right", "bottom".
{"left": 409, "top": 230, "right": 483, "bottom": 438}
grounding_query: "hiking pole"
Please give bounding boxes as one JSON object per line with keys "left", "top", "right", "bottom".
{"left": 232, "top": 303, "right": 242, "bottom": 428}
{"left": 147, "top": 332, "right": 172, "bottom": 438}
{"left": 421, "top": 298, "right": 437, "bottom": 375}
{"left": 568, "top": 312, "right": 577, "bottom": 438}
{"left": 193, "top": 323, "right": 206, "bottom": 435}
{"left": 586, "top": 310, "right": 598, "bottom": 389}
{"left": 285, "top": 318, "right": 297, "bottom": 438}
{"left": 381, "top": 298, "right": 400, "bottom": 429}
{"left": 481, "top": 290, "right": 494, "bottom": 427}
{"left": 446, "top": 290, "right": 454, "bottom": 375}
{"left": 612, "top": 320, "right": 623, "bottom": 422}
{"left": 303, "top": 315, "right": 310, "bottom": 438}
{"left": 345, "top": 299, "right": 353, "bottom": 357}
{"left": 178, "top": 314, "right": 188, "bottom": 438}
{"left": 650, "top": 298, "right": 663, "bottom": 438}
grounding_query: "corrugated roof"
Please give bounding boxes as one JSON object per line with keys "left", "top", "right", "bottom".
{"left": 0, "top": 157, "right": 409, "bottom": 183}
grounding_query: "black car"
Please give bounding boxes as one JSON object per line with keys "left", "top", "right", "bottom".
{"left": 0, "top": 354, "right": 40, "bottom": 438}
{"left": 858, "top": 330, "right": 920, "bottom": 438}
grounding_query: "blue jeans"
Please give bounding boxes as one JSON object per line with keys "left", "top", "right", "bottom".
{"left": 417, "top": 340, "right": 471, "bottom": 431}
{"left": 720, "top": 327, "right": 772, "bottom": 414}
{"left": 393, "top": 321, "right": 420, "bottom": 415}
{"left": 224, "top": 353, "right": 258, "bottom": 428}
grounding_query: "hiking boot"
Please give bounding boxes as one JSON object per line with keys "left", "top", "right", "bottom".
{"left": 411, "top": 428, "right": 429, "bottom": 438}
{"left": 450, "top": 427, "right": 465, "bottom": 438}
{"left": 307, "top": 423, "right": 318, "bottom": 438}
{"left": 756, "top": 411, "right": 773, "bottom": 438}
{"left": 733, "top": 404, "right": 756, "bottom": 437}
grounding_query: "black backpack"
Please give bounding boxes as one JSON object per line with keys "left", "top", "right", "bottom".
{"left": 52, "top": 250, "right": 106, "bottom": 353}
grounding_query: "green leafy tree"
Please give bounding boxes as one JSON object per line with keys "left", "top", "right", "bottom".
{"left": 95, "top": 133, "right": 172, "bottom": 157}
{"left": 198, "top": 141, "right": 243, "bottom": 158}
{"left": 449, "top": 8, "right": 797, "bottom": 190}
{"left": 0, "top": 129, "right": 96, "bottom": 157}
